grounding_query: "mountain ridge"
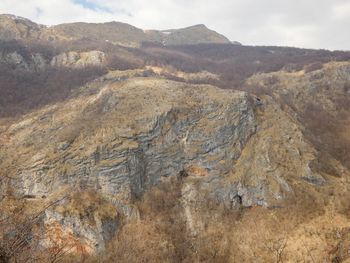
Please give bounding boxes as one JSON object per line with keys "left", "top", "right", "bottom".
{"left": 0, "top": 14, "right": 234, "bottom": 47}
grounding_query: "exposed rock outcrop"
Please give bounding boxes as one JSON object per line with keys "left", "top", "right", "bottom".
{"left": 50, "top": 50, "right": 106, "bottom": 68}
{"left": 245, "top": 62, "right": 350, "bottom": 115}
{"left": 0, "top": 50, "right": 47, "bottom": 70}
{"left": 0, "top": 76, "right": 259, "bottom": 252}
{"left": 1, "top": 64, "right": 349, "bottom": 257}
{"left": 245, "top": 62, "right": 350, "bottom": 170}
{"left": 0, "top": 49, "right": 105, "bottom": 70}
{"left": 179, "top": 95, "right": 331, "bottom": 235}
{"left": 0, "top": 78, "right": 256, "bottom": 203}
{"left": 43, "top": 191, "right": 119, "bottom": 253}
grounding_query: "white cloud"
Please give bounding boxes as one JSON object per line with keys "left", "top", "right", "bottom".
{"left": 0, "top": 0, "right": 349, "bottom": 50}
{"left": 332, "top": 1, "right": 350, "bottom": 21}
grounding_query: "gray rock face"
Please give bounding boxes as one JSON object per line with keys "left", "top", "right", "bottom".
{"left": 0, "top": 51, "right": 28, "bottom": 69}
{"left": 31, "top": 53, "right": 47, "bottom": 70}
{"left": 44, "top": 209, "right": 117, "bottom": 252}
{"left": 41, "top": 192, "right": 120, "bottom": 254}
{"left": 0, "top": 77, "right": 260, "bottom": 251}
{"left": 1, "top": 78, "right": 256, "bottom": 202}
{"left": 0, "top": 51, "right": 47, "bottom": 70}
{"left": 50, "top": 51, "right": 106, "bottom": 68}
{"left": 0, "top": 49, "right": 105, "bottom": 71}
{"left": 179, "top": 96, "right": 329, "bottom": 236}
{"left": 1, "top": 72, "right": 343, "bottom": 257}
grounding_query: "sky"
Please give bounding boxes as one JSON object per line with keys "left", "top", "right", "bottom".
{"left": 0, "top": 0, "right": 349, "bottom": 50}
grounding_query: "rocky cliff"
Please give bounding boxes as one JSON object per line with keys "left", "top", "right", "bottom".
{"left": 0, "top": 75, "right": 257, "bottom": 252}
{"left": 0, "top": 63, "right": 350, "bottom": 261}
{"left": 245, "top": 62, "right": 350, "bottom": 170}
{"left": 50, "top": 50, "right": 106, "bottom": 68}
{"left": 0, "top": 49, "right": 107, "bottom": 70}
{"left": 1, "top": 66, "right": 349, "bottom": 258}
{"left": 0, "top": 77, "right": 256, "bottom": 200}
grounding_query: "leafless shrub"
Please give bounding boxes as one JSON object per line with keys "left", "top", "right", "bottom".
{"left": 0, "top": 193, "right": 68, "bottom": 263}
{"left": 264, "top": 237, "right": 288, "bottom": 263}
{"left": 302, "top": 103, "right": 350, "bottom": 169}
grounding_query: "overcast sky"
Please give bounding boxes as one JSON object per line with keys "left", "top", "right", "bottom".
{"left": 1, "top": 0, "right": 349, "bottom": 50}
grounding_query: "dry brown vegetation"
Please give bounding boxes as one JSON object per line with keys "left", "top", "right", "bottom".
{"left": 302, "top": 102, "right": 350, "bottom": 170}
{"left": 1, "top": 173, "right": 350, "bottom": 262}
{"left": 53, "top": 176, "right": 350, "bottom": 262}
{"left": 0, "top": 64, "right": 107, "bottom": 117}
{"left": 1, "top": 39, "right": 350, "bottom": 118}
{"left": 0, "top": 192, "right": 70, "bottom": 263}
{"left": 243, "top": 65, "right": 350, "bottom": 172}
{"left": 1, "top": 36, "right": 350, "bottom": 263}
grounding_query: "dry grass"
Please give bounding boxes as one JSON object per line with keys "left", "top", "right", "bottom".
{"left": 1, "top": 173, "right": 350, "bottom": 263}
{"left": 54, "top": 191, "right": 118, "bottom": 225}
{"left": 71, "top": 175, "right": 339, "bottom": 262}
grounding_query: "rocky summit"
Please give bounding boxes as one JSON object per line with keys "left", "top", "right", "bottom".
{"left": 1, "top": 13, "right": 350, "bottom": 263}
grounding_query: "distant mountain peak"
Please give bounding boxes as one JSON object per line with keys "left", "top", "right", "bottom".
{"left": 1, "top": 14, "right": 29, "bottom": 21}
{"left": 188, "top": 24, "right": 208, "bottom": 28}
{"left": 0, "top": 13, "right": 236, "bottom": 46}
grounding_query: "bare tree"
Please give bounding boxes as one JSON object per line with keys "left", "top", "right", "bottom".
{"left": 0, "top": 195, "right": 67, "bottom": 263}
